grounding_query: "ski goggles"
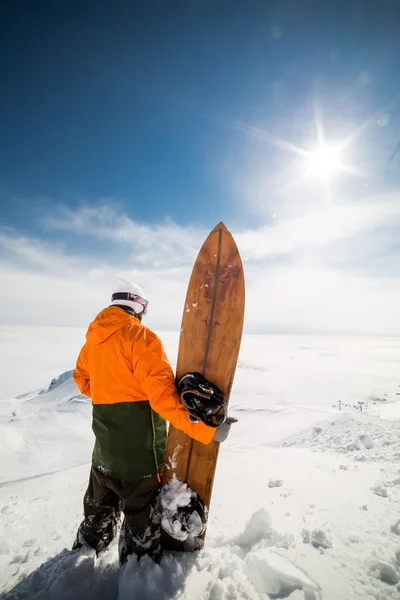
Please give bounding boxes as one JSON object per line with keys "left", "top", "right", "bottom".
{"left": 111, "top": 292, "right": 149, "bottom": 315}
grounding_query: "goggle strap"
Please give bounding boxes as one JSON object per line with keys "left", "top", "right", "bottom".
{"left": 112, "top": 292, "right": 148, "bottom": 313}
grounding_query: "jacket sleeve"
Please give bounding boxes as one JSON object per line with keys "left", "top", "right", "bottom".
{"left": 132, "top": 328, "right": 214, "bottom": 445}
{"left": 73, "top": 343, "right": 91, "bottom": 398}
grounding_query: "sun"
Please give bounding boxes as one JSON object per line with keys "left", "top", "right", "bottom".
{"left": 307, "top": 145, "right": 341, "bottom": 180}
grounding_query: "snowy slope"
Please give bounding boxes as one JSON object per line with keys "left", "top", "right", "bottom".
{"left": 0, "top": 371, "right": 92, "bottom": 486}
{"left": 1, "top": 330, "right": 400, "bottom": 599}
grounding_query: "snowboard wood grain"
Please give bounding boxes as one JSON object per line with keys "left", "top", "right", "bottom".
{"left": 162, "top": 221, "right": 245, "bottom": 550}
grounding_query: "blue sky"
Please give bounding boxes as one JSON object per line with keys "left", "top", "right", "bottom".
{"left": 1, "top": 0, "right": 400, "bottom": 334}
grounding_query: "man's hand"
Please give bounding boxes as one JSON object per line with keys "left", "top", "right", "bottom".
{"left": 213, "top": 417, "right": 238, "bottom": 442}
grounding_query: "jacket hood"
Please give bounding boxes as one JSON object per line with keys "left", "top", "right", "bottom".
{"left": 86, "top": 306, "right": 137, "bottom": 345}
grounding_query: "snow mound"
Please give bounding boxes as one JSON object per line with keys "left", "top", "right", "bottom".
{"left": 281, "top": 413, "right": 400, "bottom": 464}
{"left": 0, "top": 372, "right": 92, "bottom": 485}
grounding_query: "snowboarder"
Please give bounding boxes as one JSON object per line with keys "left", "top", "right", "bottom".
{"left": 72, "top": 277, "right": 233, "bottom": 564}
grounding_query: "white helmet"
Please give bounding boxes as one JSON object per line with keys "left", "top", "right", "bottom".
{"left": 110, "top": 277, "right": 148, "bottom": 315}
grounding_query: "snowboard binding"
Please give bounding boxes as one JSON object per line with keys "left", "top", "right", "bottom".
{"left": 178, "top": 372, "right": 226, "bottom": 427}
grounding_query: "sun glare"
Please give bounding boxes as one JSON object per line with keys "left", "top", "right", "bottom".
{"left": 307, "top": 146, "right": 341, "bottom": 180}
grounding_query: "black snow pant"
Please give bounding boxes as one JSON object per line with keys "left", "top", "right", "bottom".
{"left": 74, "top": 465, "right": 161, "bottom": 564}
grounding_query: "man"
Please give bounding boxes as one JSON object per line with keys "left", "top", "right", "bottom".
{"left": 73, "top": 277, "right": 232, "bottom": 564}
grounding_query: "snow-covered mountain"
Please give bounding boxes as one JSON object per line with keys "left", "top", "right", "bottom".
{"left": 1, "top": 331, "right": 400, "bottom": 599}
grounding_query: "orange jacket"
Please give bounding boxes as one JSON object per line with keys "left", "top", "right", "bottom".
{"left": 74, "top": 306, "right": 214, "bottom": 446}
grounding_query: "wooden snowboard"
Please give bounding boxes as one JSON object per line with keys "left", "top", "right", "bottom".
{"left": 161, "top": 221, "right": 245, "bottom": 550}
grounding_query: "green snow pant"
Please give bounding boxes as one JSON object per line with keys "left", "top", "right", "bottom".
{"left": 74, "top": 465, "right": 161, "bottom": 563}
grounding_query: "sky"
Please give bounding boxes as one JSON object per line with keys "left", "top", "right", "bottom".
{"left": 1, "top": 0, "right": 400, "bottom": 335}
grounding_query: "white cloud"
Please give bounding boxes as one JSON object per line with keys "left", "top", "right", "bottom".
{"left": 237, "top": 194, "right": 400, "bottom": 261}
{"left": 43, "top": 205, "right": 207, "bottom": 268}
{"left": 1, "top": 197, "right": 400, "bottom": 335}
{"left": 0, "top": 230, "right": 70, "bottom": 272}
{"left": 43, "top": 195, "right": 400, "bottom": 265}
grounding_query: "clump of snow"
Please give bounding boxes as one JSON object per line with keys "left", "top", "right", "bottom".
{"left": 245, "top": 549, "right": 320, "bottom": 597}
{"left": 370, "top": 559, "right": 399, "bottom": 585}
{"left": 311, "top": 529, "right": 332, "bottom": 550}
{"left": 372, "top": 484, "right": 388, "bottom": 498}
{"left": 301, "top": 529, "right": 311, "bottom": 544}
{"left": 231, "top": 508, "right": 274, "bottom": 549}
{"left": 390, "top": 520, "right": 400, "bottom": 536}
{"left": 359, "top": 434, "right": 374, "bottom": 450}
{"left": 268, "top": 479, "right": 283, "bottom": 488}
{"left": 159, "top": 475, "right": 197, "bottom": 541}
{"left": 347, "top": 438, "right": 362, "bottom": 451}
{"left": 311, "top": 427, "right": 322, "bottom": 439}
{"left": 160, "top": 475, "right": 192, "bottom": 514}
{"left": 118, "top": 545, "right": 267, "bottom": 600}
{"left": 118, "top": 554, "right": 169, "bottom": 600}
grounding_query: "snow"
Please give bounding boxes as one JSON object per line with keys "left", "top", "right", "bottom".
{"left": 370, "top": 560, "right": 400, "bottom": 586}
{"left": 372, "top": 484, "right": 389, "bottom": 499}
{"left": 1, "top": 328, "right": 400, "bottom": 599}
{"left": 160, "top": 476, "right": 193, "bottom": 515}
{"left": 268, "top": 480, "right": 284, "bottom": 488}
{"left": 310, "top": 530, "right": 332, "bottom": 550}
{"left": 245, "top": 549, "right": 320, "bottom": 597}
{"left": 159, "top": 475, "right": 204, "bottom": 541}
